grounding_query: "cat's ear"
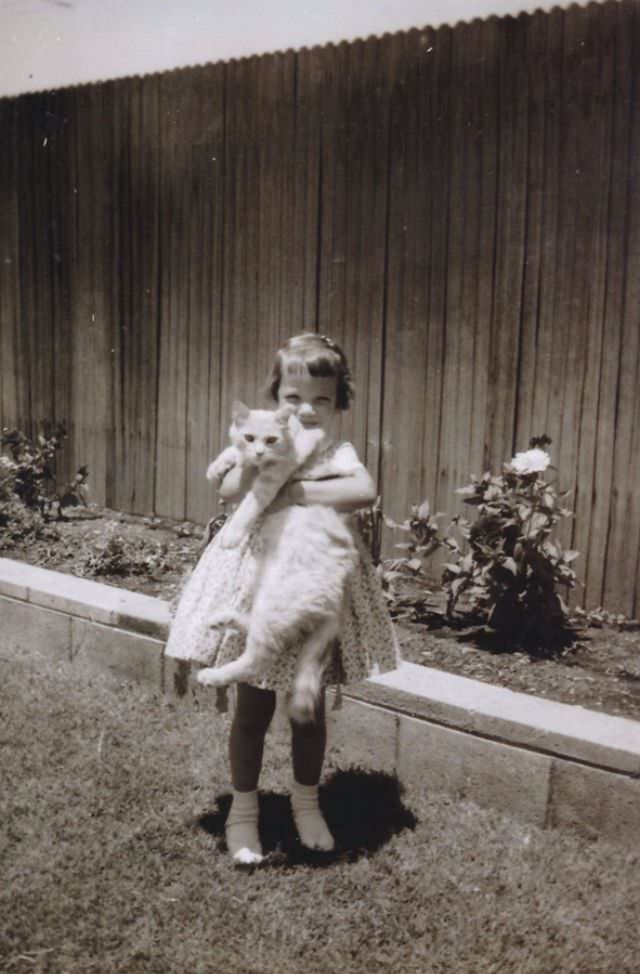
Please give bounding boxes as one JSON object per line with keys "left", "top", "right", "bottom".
{"left": 274, "top": 404, "right": 295, "bottom": 427}
{"left": 231, "top": 401, "right": 250, "bottom": 425}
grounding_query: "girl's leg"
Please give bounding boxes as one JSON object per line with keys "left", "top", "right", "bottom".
{"left": 229, "top": 682, "right": 276, "bottom": 791}
{"left": 227, "top": 683, "right": 276, "bottom": 864}
{"left": 290, "top": 691, "right": 327, "bottom": 784}
{"left": 290, "top": 692, "right": 335, "bottom": 851}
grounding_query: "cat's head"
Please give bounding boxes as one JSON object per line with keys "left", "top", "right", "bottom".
{"left": 229, "top": 401, "right": 295, "bottom": 467}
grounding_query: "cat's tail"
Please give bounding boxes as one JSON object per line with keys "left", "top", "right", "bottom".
{"left": 209, "top": 609, "right": 249, "bottom": 632}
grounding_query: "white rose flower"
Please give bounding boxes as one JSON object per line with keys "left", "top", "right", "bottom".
{"left": 508, "top": 448, "right": 550, "bottom": 476}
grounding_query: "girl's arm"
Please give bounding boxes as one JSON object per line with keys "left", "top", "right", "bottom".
{"left": 217, "top": 462, "right": 256, "bottom": 503}
{"left": 286, "top": 467, "right": 376, "bottom": 513}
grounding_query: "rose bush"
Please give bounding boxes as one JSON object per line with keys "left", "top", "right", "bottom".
{"left": 441, "top": 438, "right": 578, "bottom": 648}
{"left": 1, "top": 424, "right": 89, "bottom": 523}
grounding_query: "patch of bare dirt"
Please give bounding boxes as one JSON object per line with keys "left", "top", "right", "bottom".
{"left": 0, "top": 507, "right": 204, "bottom": 601}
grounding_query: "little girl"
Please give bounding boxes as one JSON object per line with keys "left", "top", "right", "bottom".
{"left": 165, "top": 333, "right": 399, "bottom": 864}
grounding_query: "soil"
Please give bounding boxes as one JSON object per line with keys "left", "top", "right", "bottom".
{"left": 3, "top": 506, "right": 640, "bottom": 723}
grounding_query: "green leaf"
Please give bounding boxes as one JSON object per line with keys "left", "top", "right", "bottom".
{"left": 524, "top": 512, "right": 548, "bottom": 537}
{"left": 416, "top": 500, "right": 431, "bottom": 520}
{"left": 451, "top": 577, "right": 466, "bottom": 596}
{"left": 542, "top": 489, "right": 555, "bottom": 510}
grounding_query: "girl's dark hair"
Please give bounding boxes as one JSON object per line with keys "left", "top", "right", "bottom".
{"left": 267, "top": 333, "right": 354, "bottom": 410}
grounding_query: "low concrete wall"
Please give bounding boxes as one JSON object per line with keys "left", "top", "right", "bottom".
{"left": 2, "top": 557, "right": 639, "bottom": 844}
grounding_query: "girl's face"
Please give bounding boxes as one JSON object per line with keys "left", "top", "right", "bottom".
{"left": 277, "top": 371, "right": 338, "bottom": 436}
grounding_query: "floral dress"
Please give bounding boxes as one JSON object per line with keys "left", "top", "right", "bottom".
{"left": 164, "top": 441, "right": 400, "bottom": 692}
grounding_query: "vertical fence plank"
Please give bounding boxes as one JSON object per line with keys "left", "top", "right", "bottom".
{"left": 553, "top": 5, "right": 618, "bottom": 586}
{"left": 293, "top": 47, "right": 324, "bottom": 333}
{"left": 526, "top": 7, "right": 564, "bottom": 456}
{"left": 109, "top": 76, "right": 129, "bottom": 513}
{"left": 154, "top": 71, "right": 192, "bottom": 519}
{"left": 514, "top": 9, "right": 549, "bottom": 455}
{"left": 218, "top": 55, "right": 261, "bottom": 442}
{"left": 183, "top": 63, "right": 226, "bottom": 525}
{"left": 603, "top": 0, "right": 640, "bottom": 615}
{"left": 0, "top": 99, "right": 23, "bottom": 432}
{"left": 572, "top": 8, "right": 622, "bottom": 606}
{"left": 437, "top": 20, "right": 495, "bottom": 517}
{"left": 486, "top": 14, "right": 526, "bottom": 470}
{"left": 465, "top": 16, "right": 501, "bottom": 479}
{"left": 111, "top": 75, "right": 162, "bottom": 515}
{"left": 253, "top": 51, "right": 299, "bottom": 389}
{"left": 63, "top": 84, "right": 115, "bottom": 508}
{"left": 420, "top": 24, "right": 453, "bottom": 522}
{"left": 46, "top": 89, "right": 73, "bottom": 485}
{"left": 380, "top": 28, "right": 432, "bottom": 523}
{"left": 15, "top": 95, "right": 48, "bottom": 435}
{"left": 312, "top": 38, "right": 388, "bottom": 470}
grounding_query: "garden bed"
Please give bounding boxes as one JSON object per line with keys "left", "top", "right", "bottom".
{"left": 2, "top": 506, "right": 640, "bottom": 723}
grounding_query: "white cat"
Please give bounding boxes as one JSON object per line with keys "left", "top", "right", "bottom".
{"left": 197, "top": 401, "right": 358, "bottom": 722}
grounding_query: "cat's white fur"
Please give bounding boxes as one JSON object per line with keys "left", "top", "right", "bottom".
{"left": 197, "top": 401, "right": 357, "bottom": 722}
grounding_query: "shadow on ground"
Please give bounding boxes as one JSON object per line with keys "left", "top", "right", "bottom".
{"left": 197, "top": 767, "right": 417, "bottom": 867}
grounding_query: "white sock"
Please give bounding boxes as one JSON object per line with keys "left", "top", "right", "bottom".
{"left": 291, "top": 781, "right": 335, "bottom": 851}
{"left": 226, "top": 789, "right": 263, "bottom": 865}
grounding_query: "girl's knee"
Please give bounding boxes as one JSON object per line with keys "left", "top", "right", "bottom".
{"left": 290, "top": 690, "right": 326, "bottom": 732}
{"left": 290, "top": 707, "right": 327, "bottom": 742}
{"left": 233, "top": 684, "right": 276, "bottom": 737}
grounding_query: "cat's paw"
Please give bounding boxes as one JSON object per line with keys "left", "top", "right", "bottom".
{"left": 206, "top": 447, "right": 238, "bottom": 484}
{"left": 205, "top": 461, "right": 223, "bottom": 483}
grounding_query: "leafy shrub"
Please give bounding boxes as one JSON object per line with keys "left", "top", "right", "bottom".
{"left": 442, "top": 437, "right": 578, "bottom": 647}
{"left": 377, "top": 500, "right": 450, "bottom": 619}
{"left": 384, "top": 500, "right": 445, "bottom": 575}
{"left": 1, "top": 424, "right": 89, "bottom": 521}
{"left": 0, "top": 452, "right": 60, "bottom": 549}
{"left": 78, "top": 522, "right": 170, "bottom": 579}
{"left": 0, "top": 454, "right": 17, "bottom": 503}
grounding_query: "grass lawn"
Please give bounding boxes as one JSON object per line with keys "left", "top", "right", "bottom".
{"left": 2, "top": 646, "right": 639, "bottom": 974}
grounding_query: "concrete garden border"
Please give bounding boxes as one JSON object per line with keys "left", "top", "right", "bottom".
{"left": 1, "top": 556, "right": 639, "bottom": 845}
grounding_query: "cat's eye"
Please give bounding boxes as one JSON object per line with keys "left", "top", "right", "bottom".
{"left": 265, "top": 436, "right": 278, "bottom": 445}
{"left": 244, "top": 434, "right": 255, "bottom": 443}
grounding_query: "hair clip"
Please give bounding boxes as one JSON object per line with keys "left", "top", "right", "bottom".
{"left": 318, "top": 334, "right": 339, "bottom": 354}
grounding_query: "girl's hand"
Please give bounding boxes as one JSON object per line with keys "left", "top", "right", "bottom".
{"left": 217, "top": 463, "right": 256, "bottom": 503}
{"left": 206, "top": 446, "right": 238, "bottom": 484}
{"left": 287, "top": 470, "right": 376, "bottom": 513}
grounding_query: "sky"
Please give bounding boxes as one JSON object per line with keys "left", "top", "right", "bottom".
{"left": 0, "top": 0, "right": 592, "bottom": 97}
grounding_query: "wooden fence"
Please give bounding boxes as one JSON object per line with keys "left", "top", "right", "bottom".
{"left": 1, "top": 0, "right": 639, "bottom": 613}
